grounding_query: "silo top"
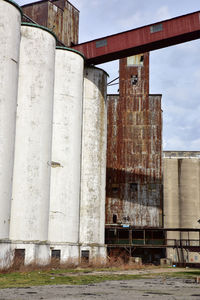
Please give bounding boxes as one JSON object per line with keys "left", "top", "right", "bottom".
{"left": 86, "top": 66, "right": 109, "bottom": 78}
{"left": 21, "top": 22, "right": 57, "bottom": 41}
{"left": 56, "top": 46, "right": 85, "bottom": 60}
{"left": 3, "top": 0, "right": 23, "bottom": 16}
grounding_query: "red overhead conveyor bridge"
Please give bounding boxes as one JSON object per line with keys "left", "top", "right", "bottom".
{"left": 72, "top": 11, "right": 200, "bottom": 65}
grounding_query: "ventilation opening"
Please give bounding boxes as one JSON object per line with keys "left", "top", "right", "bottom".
{"left": 112, "top": 184, "right": 119, "bottom": 194}
{"left": 13, "top": 249, "right": 25, "bottom": 269}
{"left": 113, "top": 214, "right": 117, "bottom": 224}
{"left": 81, "top": 250, "right": 89, "bottom": 263}
{"left": 131, "top": 74, "right": 138, "bottom": 85}
{"left": 130, "top": 183, "right": 138, "bottom": 192}
{"left": 51, "top": 250, "right": 61, "bottom": 261}
{"left": 140, "top": 55, "right": 144, "bottom": 62}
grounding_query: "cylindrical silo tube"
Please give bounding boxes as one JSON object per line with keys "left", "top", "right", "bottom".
{"left": 80, "top": 67, "right": 108, "bottom": 260}
{"left": 48, "top": 47, "right": 84, "bottom": 260}
{"left": 9, "top": 24, "right": 56, "bottom": 244}
{"left": 0, "top": 0, "right": 22, "bottom": 239}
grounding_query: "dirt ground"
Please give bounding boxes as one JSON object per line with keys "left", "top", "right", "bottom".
{"left": 1, "top": 268, "right": 200, "bottom": 300}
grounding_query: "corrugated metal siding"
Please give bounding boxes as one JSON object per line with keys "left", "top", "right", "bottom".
{"left": 48, "top": 1, "right": 79, "bottom": 46}
{"left": 106, "top": 53, "right": 162, "bottom": 228}
{"left": 22, "top": 2, "right": 48, "bottom": 27}
{"left": 22, "top": 0, "right": 79, "bottom": 46}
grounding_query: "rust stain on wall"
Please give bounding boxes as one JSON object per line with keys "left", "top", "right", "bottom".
{"left": 106, "top": 53, "right": 163, "bottom": 228}
{"left": 22, "top": 0, "right": 79, "bottom": 47}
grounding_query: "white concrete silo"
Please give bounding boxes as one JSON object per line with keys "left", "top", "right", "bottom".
{"left": 48, "top": 47, "right": 84, "bottom": 261}
{"left": 79, "top": 67, "right": 108, "bottom": 261}
{"left": 0, "top": 0, "right": 21, "bottom": 239}
{"left": 9, "top": 24, "right": 56, "bottom": 264}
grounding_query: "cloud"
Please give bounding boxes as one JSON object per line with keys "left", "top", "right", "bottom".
{"left": 156, "top": 5, "right": 171, "bottom": 20}
{"left": 117, "top": 11, "right": 143, "bottom": 29}
{"left": 14, "top": 0, "right": 200, "bottom": 151}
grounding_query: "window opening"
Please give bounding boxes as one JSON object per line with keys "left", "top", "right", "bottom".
{"left": 113, "top": 214, "right": 117, "bottom": 223}
{"left": 51, "top": 249, "right": 61, "bottom": 261}
{"left": 13, "top": 249, "right": 25, "bottom": 269}
{"left": 130, "top": 183, "right": 138, "bottom": 192}
{"left": 131, "top": 74, "right": 138, "bottom": 85}
{"left": 81, "top": 250, "right": 89, "bottom": 263}
{"left": 150, "top": 23, "right": 163, "bottom": 33}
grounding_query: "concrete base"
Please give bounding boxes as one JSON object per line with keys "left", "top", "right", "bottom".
{"left": 0, "top": 241, "right": 107, "bottom": 268}
{"left": 0, "top": 241, "right": 51, "bottom": 268}
{"left": 49, "top": 243, "right": 80, "bottom": 264}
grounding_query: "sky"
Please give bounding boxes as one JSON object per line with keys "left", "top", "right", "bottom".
{"left": 16, "top": 0, "right": 200, "bottom": 151}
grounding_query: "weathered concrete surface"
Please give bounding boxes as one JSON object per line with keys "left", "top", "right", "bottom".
{"left": 10, "top": 25, "right": 56, "bottom": 243}
{"left": 48, "top": 48, "right": 84, "bottom": 258}
{"left": 79, "top": 67, "right": 107, "bottom": 259}
{"left": 164, "top": 154, "right": 200, "bottom": 264}
{"left": 0, "top": 0, "right": 21, "bottom": 239}
{"left": 1, "top": 273, "right": 200, "bottom": 299}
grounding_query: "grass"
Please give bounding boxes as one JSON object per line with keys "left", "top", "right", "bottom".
{"left": 1, "top": 255, "right": 200, "bottom": 289}
{"left": 163, "top": 270, "right": 200, "bottom": 278}
{"left": 0, "top": 271, "right": 143, "bottom": 289}
{"left": 0, "top": 268, "right": 200, "bottom": 289}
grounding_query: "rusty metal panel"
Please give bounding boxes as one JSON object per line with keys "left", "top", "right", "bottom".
{"left": 106, "top": 53, "right": 162, "bottom": 228}
{"left": 48, "top": 0, "right": 79, "bottom": 46}
{"left": 22, "top": 2, "right": 48, "bottom": 27}
{"left": 22, "top": 0, "right": 79, "bottom": 46}
{"left": 72, "top": 11, "right": 200, "bottom": 64}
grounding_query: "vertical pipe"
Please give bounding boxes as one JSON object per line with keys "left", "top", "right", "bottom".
{"left": 0, "top": 0, "right": 22, "bottom": 239}
{"left": 80, "top": 67, "right": 107, "bottom": 258}
{"left": 48, "top": 47, "right": 84, "bottom": 248}
{"left": 9, "top": 24, "right": 56, "bottom": 242}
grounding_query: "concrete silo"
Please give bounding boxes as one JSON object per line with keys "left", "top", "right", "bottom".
{"left": 164, "top": 151, "right": 200, "bottom": 265}
{"left": 48, "top": 47, "right": 84, "bottom": 262}
{"left": 79, "top": 67, "right": 108, "bottom": 261}
{"left": 9, "top": 23, "right": 56, "bottom": 264}
{"left": 0, "top": 0, "right": 21, "bottom": 240}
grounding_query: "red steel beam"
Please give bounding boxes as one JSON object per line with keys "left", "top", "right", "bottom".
{"left": 72, "top": 11, "right": 200, "bottom": 65}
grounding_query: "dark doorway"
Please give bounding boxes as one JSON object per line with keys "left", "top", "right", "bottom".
{"left": 13, "top": 249, "right": 25, "bottom": 269}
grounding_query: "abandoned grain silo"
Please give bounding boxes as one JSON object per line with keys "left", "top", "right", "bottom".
{"left": 79, "top": 67, "right": 108, "bottom": 260}
{"left": 164, "top": 151, "right": 200, "bottom": 265}
{"left": 0, "top": 0, "right": 200, "bottom": 268}
{"left": 48, "top": 47, "right": 84, "bottom": 261}
{"left": 9, "top": 23, "right": 56, "bottom": 265}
